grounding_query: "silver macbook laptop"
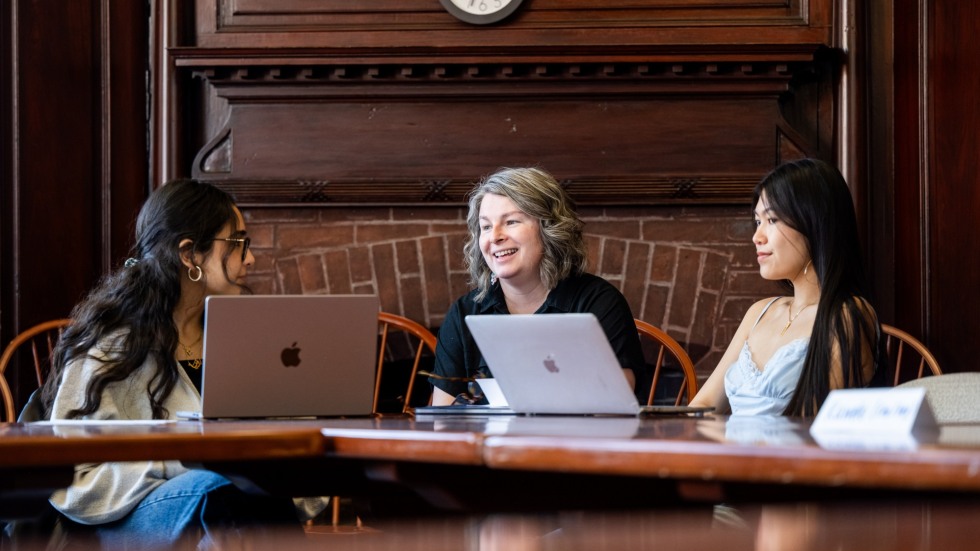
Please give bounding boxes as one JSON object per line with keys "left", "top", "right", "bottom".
{"left": 186, "top": 294, "right": 379, "bottom": 419}
{"left": 464, "top": 313, "right": 642, "bottom": 416}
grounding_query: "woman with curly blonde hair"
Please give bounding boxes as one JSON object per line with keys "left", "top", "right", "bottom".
{"left": 430, "top": 167, "right": 645, "bottom": 405}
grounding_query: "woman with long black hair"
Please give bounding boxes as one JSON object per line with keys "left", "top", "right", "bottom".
{"left": 691, "top": 158, "right": 885, "bottom": 416}
{"left": 38, "top": 179, "right": 302, "bottom": 548}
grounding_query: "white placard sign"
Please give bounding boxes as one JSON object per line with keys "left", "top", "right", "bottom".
{"left": 811, "top": 387, "right": 938, "bottom": 439}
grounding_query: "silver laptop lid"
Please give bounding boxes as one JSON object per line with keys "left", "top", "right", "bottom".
{"left": 200, "top": 294, "right": 379, "bottom": 419}
{"left": 464, "top": 313, "right": 640, "bottom": 415}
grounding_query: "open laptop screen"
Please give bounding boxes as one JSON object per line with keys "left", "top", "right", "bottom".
{"left": 195, "top": 294, "right": 379, "bottom": 419}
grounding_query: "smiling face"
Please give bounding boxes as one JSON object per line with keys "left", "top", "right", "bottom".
{"left": 478, "top": 193, "right": 545, "bottom": 290}
{"left": 753, "top": 192, "right": 811, "bottom": 282}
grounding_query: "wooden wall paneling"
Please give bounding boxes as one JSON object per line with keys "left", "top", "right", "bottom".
{"left": 164, "top": 0, "right": 838, "bottom": 202}
{"left": 1, "top": 0, "right": 149, "bottom": 412}
{"left": 866, "top": 0, "right": 897, "bottom": 326}
{"left": 1, "top": 1, "right": 11, "bottom": 358}
{"left": 777, "top": 50, "right": 838, "bottom": 162}
{"left": 107, "top": 1, "right": 151, "bottom": 270}
{"left": 180, "top": 59, "right": 823, "bottom": 207}
{"left": 890, "top": 0, "right": 928, "bottom": 347}
{"left": 880, "top": 0, "right": 977, "bottom": 373}
{"left": 907, "top": 0, "right": 932, "bottom": 341}
{"left": 191, "top": 0, "right": 829, "bottom": 50}
{"left": 927, "top": 1, "right": 979, "bottom": 373}
{"left": 2, "top": 1, "right": 101, "bottom": 403}
{"left": 837, "top": 0, "right": 867, "bottom": 247}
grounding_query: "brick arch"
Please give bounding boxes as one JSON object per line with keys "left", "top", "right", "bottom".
{"left": 246, "top": 205, "right": 779, "bottom": 379}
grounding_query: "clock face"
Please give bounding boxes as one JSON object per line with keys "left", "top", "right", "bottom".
{"left": 439, "top": 0, "right": 525, "bottom": 25}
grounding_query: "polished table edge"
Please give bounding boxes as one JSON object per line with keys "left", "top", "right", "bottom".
{"left": 319, "top": 427, "right": 485, "bottom": 465}
{"left": 316, "top": 415, "right": 980, "bottom": 494}
{"left": 0, "top": 421, "right": 325, "bottom": 467}
{"left": 481, "top": 434, "right": 980, "bottom": 492}
{"left": 7, "top": 416, "right": 980, "bottom": 496}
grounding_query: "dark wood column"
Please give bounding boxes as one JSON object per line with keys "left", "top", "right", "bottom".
{"left": 0, "top": 0, "right": 149, "bottom": 409}
{"left": 923, "top": 1, "right": 980, "bottom": 372}
{"left": 869, "top": 0, "right": 980, "bottom": 373}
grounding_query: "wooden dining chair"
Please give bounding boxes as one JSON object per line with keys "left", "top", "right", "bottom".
{"left": 634, "top": 319, "right": 699, "bottom": 406}
{"left": 0, "top": 318, "right": 71, "bottom": 422}
{"left": 881, "top": 323, "right": 942, "bottom": 386}
{"left": 374, "top": 312, "right": 438, "bottom": 415}
{"left": 312, "top": 312, "right": 437, "bottom": 533}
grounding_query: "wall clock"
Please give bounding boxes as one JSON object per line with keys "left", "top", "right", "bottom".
{"left": 439, "top": 0, "right": 526, "bottom": 25}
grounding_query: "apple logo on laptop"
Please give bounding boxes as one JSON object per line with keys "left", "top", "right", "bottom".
{"left": 543, "top": 354, "right": 560, "bottom": 373}
{"left": 280, "top": 342, "right": 301, "bottom": 367}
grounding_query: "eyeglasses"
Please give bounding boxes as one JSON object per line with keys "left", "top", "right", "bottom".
{"left": 214, "top": 236, "right": 251, "bottom": 262}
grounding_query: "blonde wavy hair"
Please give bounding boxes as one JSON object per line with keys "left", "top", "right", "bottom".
{"left": 464, "top": 167, "right": 587, "bottom": 302}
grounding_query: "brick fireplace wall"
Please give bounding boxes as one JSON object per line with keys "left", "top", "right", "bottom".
{"left": 243, "top": 204, "right": 782, "bottom": 381}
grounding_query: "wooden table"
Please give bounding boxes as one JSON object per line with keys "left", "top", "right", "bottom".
{"left": 480, "top": 416, "right": 980, "bottom": 497}
{"left": 306, "top": 414, "right": 980, "bottom": 508}
{"left": 0, "top": 420, "right": 324, "bottom": 519}
{"left": 0, "top": 420, "right": 325, "bottom": 466}
{"left": 5, "top": 414, "right": 980, "bottom": 518}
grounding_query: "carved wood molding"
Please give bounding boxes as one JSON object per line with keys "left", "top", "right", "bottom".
{"left": 187, "top": 59, "right": 804, "bottom": 85}
{"left": 183, "top": 56, "right": 822, "bottom": 207}
{"left": 206, "top": 175, "right": 762, "bottom": 207}
{"left": 166, "top": 1, "right": 836, "bottom": 207}
{"left": 190, "top": 0, "right": 827, "bottom": 50}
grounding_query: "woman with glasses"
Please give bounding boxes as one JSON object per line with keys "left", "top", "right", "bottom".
{"left": 35, "top": 179, "right": 301, "bottom": 547}
{"left": 429, "top": 167, "right": 646, "bottom": 405}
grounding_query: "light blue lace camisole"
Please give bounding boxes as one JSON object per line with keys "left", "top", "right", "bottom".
{"left": 724, "top": 297, "right": 808, "bottom": 416}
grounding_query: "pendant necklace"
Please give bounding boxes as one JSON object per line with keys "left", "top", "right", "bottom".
{"left": 179, "top": 335, "right": 202, "bottom": 369}
{"left": 781, "top": 302, "right": 814, "bottom": 335}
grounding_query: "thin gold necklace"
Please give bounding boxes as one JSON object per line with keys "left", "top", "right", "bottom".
{"left": 780, "top": 302, "right": 814, "bottom": 335}
{"left": 178, "top": 335, "right": 202, "bottom": 370}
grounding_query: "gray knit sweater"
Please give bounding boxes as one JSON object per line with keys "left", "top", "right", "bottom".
{"left": 48, "top": 333, "right": 199, "bottom": 525}
{"left": 46, "top": 332, "right": 329, "bottom": 525}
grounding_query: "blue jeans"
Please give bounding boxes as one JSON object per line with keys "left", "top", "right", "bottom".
{"left": 90, "top": 469, "right": 299, "bottom": 550}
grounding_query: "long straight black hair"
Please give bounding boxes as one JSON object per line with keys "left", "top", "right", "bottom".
{"left": 753, "top": 159, "right": 884, "bottom": 416}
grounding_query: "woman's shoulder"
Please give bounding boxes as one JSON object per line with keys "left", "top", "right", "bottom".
{"left": 574, "top": 271, "right": 609, "bottom": 284}
{"left": 553, "top": 272, "right": 625, "bottom": 302}
{"left": 452, "top": 286, "right": 482, "bottom": 304}
{"left": 737, "top": 296, "right": 785, "bottom": 325}
{"left": 59, "top": 327, "right": 129, "bottom": 365}
{"left": 450, "top": 285, "right": 501, "bottom": 316}
{"left": 89, "top": 328, "right": 132, "bottom": 359}
{"left": 748, "top": 296, "right": 784, "bottom": 313}
{"left": 561, "top": 271, "right": 618, "bottom": 293}
{"left": 53, "top": 329, "right": 139, "bottom": 408}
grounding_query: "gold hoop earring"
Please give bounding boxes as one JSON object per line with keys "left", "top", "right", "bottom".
{"left": 803, "top": 260, "right": 812, "bottom": 276}
{"left": 188, "top": 265, "right": 203, "bottom": 282}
